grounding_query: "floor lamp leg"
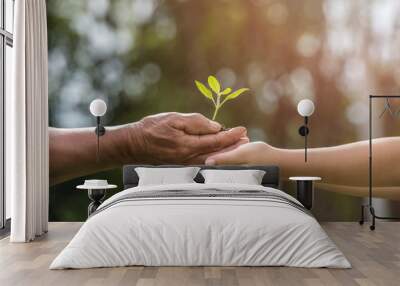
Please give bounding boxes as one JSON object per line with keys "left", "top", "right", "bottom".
{"left": 359, "top": 205, "right": 364, "bottom": 225}
{"left": 370, "top": 206, "right": 376, "bottom": 231}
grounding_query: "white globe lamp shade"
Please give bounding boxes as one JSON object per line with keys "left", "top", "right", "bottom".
{"left": 297, "top": 99, "right": 315, "bottom": 117}
{"left": 90, "top": 99, "right": 107, "bottom": 117}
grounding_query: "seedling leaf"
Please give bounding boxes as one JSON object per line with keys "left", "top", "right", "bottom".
{"left": 224, "top": 88, "right": 249, "bottom": 101}
{"left": 221, "top": 88, "right": 232, "bottom": 95}
{"left": 208, "top": 75, "right": 221, "bottom": 94}
{"left": 195, "top": 80, "right": 213, "bottom": 101}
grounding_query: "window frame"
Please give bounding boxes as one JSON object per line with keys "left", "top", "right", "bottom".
{"left": 0, "top": 0, "right": 14, "bottom": 233}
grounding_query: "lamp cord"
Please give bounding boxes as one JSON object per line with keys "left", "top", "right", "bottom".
{"left": 305, "top": 131, "right": 307, "bottom": 162}
{"left": 96, "top": 116, "right": 100, "bottom": 163}
{"left": 305, "top": 116, "right": 308, "bottom": 162}
{"left": 97, "top": 132, "right": 100, "bottom": 163}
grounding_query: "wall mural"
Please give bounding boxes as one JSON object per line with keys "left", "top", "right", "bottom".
{"left": 48, "top": 0, "right": 400, "bottom": 221}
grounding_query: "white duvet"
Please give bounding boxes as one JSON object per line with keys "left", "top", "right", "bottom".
{"left": 50, "top": 183, "right": 351, "bottom": 269}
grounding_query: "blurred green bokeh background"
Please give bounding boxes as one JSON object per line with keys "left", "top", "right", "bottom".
{"left": 48, "top": 0, "right": 400, "bottom": 221}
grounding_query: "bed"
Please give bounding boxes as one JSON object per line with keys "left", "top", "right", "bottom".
{"left": 50, "top": 165, "right": 350, "bottom": 269}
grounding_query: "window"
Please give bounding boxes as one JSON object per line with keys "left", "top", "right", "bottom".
{"left": 0, "top": 0, "right": 14, "bottom": 231}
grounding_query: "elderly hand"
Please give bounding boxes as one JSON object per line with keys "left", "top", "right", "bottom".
{"left": 129, "top": 112, "right": 249, "bottom": 164}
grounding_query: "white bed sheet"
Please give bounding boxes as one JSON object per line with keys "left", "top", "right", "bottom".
{"left": 50, "top": 183, "right": 350, "bottom": 269}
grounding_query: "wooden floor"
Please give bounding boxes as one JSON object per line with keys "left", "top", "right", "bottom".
{"left": 0, "top": 222, "right": 399, "bottom": 286}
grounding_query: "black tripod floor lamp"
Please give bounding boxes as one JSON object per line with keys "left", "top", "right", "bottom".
{"left": 359, "top": 95, "right": 400, "bottom": 230}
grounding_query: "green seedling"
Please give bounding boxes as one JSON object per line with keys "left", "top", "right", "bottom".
{"left": 195, "top": 75, "right": 249, "bottom": 121}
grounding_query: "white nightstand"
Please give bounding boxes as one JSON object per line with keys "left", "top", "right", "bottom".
{"left": 289, "top": 177, "right": 321, "bottom": 210}
{"left": 77, "top": 180, "right": 117, "bottom": 217}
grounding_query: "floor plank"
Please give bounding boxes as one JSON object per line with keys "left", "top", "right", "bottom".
{"left": 0, "top": 222, "right": 398, "bottom": 286}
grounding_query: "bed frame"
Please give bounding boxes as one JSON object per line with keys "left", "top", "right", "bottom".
{"left": 123, "top": 165, "right": 280, "bottom": 190}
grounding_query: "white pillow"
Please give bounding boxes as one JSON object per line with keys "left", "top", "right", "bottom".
{"left": 135, "top": 167, "right": 200, "bottom": 186}
{"left": 200, "top": 169, "right": 266, "bottom": 185}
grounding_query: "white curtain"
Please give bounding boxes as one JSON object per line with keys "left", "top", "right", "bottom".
{"left": 7, "top": 0, "right": 49, "bottom": 242}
